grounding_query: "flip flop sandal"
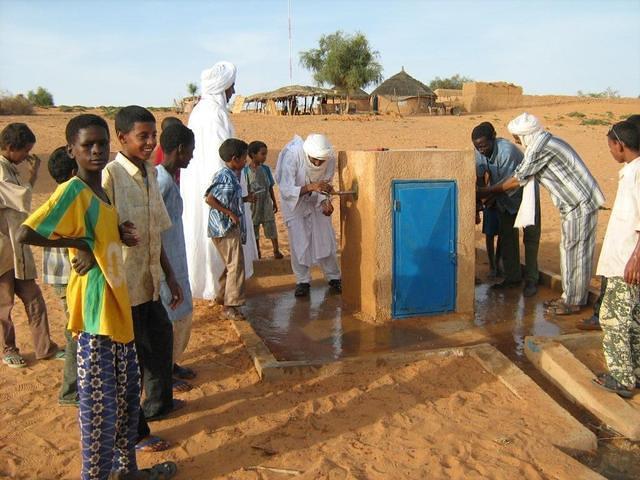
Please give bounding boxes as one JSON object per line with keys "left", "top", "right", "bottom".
{"left": 593, "top": 373, "right": 634, "bottom": 399}
{"left": 139, "top": 461, "right": 178, "bottom": 480}
{"left": 173, "top": 364, "right": 196, "bottom": 380}
{"left": 577, "top": 316, "right": 601, "bottom": 331}
{"left": 2, "top": 352, "right": 26, "bottom": 369}
{"left": 543, "top": 297, "right": 562, "bottom": 308}
{"left": 136, "top": 435, "right": 171, "bottom": 452}
{"left": 43, "top": 350, "right": 65, "bottom": 361}
{"left": 548, "top": 301, "right": 581, "bottom": 316}
{"left": 172, "top": 379, "right": 192, "bottom": 393}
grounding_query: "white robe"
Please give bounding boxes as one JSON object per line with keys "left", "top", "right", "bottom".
{"left": 275, "top": 136, "right": 337, "bottom": 267}
{"left": 182, "top": 95, "right": 257, "bottom": 300}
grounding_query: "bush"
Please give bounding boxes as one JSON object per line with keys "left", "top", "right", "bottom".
{"left": 100, "top": 106, "right": 119, "bottom": 118}
{"left": 577, "top": 87, "right": 620, "bottom": 99}
{"left": 0, "top": 92, "right": 34, "bottom": 115}
{"left": 59, "top": 105, "right": 88, "bottom": 112}
{"left": 581, "top": 118, "right": 610, "bottom": 126}
{"left": 429, "top": 74, "right": 473, "bottom": 91}
{"left": 567, "top": 111, "right": 586, "bottom": 118}
{"left": 27, "top": 86, "right": 54, "bottom": 107}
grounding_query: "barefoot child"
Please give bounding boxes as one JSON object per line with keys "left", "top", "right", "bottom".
{"left": 18, "top": 114, "right": 176, "bottom": 479}
{"left": 156, "top": 123, "right": 196, "bottom": 389}
{"left": 43, "top": 146, "right": 80, "bottom": 404}
{"left": 593, "top": 121, "right": 640, "bottom": 398}
{"left": 244, "top": 141, "right": 283, "bottom": 259}
{"left": 205, "top": 138, "right": 249, "bottom": 320}
{"left": 0, "top": 123, "right": 61, "bottom": 368}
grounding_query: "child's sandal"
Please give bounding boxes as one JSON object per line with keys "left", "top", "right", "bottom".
{"left": 2, "top": 352, "right": 26, "bottom": 369}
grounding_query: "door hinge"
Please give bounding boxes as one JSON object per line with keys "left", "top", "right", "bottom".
{"left": 393, "top": 200, "right": 401, "bottom": 211}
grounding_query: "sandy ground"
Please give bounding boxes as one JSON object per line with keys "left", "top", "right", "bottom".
{"left": 1, "top": 99, "right": 640, "bottom": 479}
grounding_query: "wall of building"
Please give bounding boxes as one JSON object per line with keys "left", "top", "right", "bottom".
{"left": 374, "top": 96, "right": 433, "bottom": 115}
{"left": 338, "top": 149, "right": 476, "bottom": 324}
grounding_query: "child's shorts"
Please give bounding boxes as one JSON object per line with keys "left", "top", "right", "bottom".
{"left": 254, "top": 221, "right": 278, "bottom": 240}
{"left": 482, "top": 207, "right": 500, "bottom": 236}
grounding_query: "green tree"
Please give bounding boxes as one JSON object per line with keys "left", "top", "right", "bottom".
{"left": 428, "top": 74, "right": 473, "bottom": 91}
{"left": 187, "top": 82, "right": 198, "bottom": 97}
{"left": 27, "top": 86, "right": 54, "bottom": 107}
{"left": 300, "top": 31, "right": 383, "bottom": 113}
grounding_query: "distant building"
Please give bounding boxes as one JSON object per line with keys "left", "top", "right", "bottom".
{"left": 370, "top": 68, "right": 436, "bottom": 115}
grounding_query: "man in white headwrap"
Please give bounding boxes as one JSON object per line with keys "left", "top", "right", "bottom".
{"left": 478, "top": 112, "right": 604, "bottom": 315}
{"left": 275, "top": 134, "right": 341, "bottom": 297}
{"left": 181, "top": 61, "right": 258, "bottom": 300}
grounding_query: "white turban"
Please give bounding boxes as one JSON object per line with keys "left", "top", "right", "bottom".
{"left": 508, "top": 112, "right": 544, "bottom": 149}
{"left": 303, "top": 134, "right": 334, "bottom": 161}
{"left": 201, "top": 61, "right": 237, "bottom": 97}
{"left": 303, "top": 134, "right": 334, "bottom": 183}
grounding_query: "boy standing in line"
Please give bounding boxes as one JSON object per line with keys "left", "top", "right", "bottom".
{"left": 43, "top": 146, "right": 80, "bottom": 405}
{"left": 102, "top": 106, "right": 184, "bottom": 426}
{"left": 593, "top": 121, "right": 640, "bottom": 398}
{"left": 244, "top": 140, "right": 283, "bottom": 259}
{"left": 0, "top": 123, "right": 61, "bottom": 368}
{"left": 157, "top": 123, "right": 196, "bottom": 388}
{"left": 205, "top": 138, "right": 249, "bottom": 320}
{"left": 19, "top": 114, "right": 176, "bottom": 479}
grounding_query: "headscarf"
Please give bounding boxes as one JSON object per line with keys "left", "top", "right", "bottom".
{"left": 200, "top": 61, "right": 237, "bottom": 109}
{"left": 303, "top": 133, "right": 334, "bottom": 182}
{"left": 507, "top": 112, "right": 544, "bottom": 149}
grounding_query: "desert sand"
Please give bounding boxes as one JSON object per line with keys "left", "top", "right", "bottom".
{"left": 1, "top": 99, "right": 640, "bottom": 479}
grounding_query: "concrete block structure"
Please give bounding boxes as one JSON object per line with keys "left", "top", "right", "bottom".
{"left": 338, "top": 149, "right": 475, "bottom": 323}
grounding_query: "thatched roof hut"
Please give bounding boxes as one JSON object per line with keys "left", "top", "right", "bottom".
{"left": 371, "top": 68, "right": 435, "bottom": 99}
{"left": 243, "top": 84, "right": 369, "bottom": 115}
{"left": 370, "top": 68, "right": 436, "bottom": 115}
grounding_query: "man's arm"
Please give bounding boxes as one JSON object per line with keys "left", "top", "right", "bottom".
{"left": 477, "top": 176, "right": 521, "bottom": 198}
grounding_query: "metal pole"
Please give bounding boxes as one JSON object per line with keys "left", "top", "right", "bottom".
{"left": 288, "top": 0, "right": 293, "bottom": 85}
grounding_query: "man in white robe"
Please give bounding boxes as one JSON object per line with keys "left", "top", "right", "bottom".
{"left": 275, "top": 134, "right": 341, "bottom": 297}
{"left": 181, "top": 61, "right": 257, "bottom": 300}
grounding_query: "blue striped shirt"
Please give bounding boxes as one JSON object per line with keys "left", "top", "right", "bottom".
{"left": 205, "top": 167, "right": 245, "bottom": 242}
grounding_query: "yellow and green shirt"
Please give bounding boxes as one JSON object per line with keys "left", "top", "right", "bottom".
{"left": 23, "top": 177, "right": 134, "bottom": 343}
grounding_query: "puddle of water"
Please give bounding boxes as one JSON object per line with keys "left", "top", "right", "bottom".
{"left": 244, "top": 277, "right": 573, "bottom": 363}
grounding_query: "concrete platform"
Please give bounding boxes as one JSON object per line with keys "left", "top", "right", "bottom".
{"left": 525, "top": 332, "right": 640, "bottom": 440}
{"left": 230, "top": 314, "right": 597, "bottom": 454}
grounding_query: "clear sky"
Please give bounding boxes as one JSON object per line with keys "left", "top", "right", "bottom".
{"left": 1, "top": 0, "right": 639, "bottom": 106}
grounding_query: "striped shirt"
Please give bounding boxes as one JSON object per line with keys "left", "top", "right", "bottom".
{"left": 205, "top": 166, "right": 245, "bottom": 242}
{"left": 42, "top": 247, "right": 71, "bottom": 285}
{"left": 513, "top": 132, "right": 604, "bottom": 219}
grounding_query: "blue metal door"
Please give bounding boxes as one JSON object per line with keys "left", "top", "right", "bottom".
{"left": 392, "top": 180, "right": 456, "bottom": 317}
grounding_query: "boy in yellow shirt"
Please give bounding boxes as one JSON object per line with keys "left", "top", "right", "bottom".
{"left": 19, "top": 114, "right": 176, "bottom": 479}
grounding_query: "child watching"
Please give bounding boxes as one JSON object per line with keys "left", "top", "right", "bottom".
{"left": 154, "top": 116, "right": 183, "bottom": 168}
{"left": 0, "top": 122, "right": 61, "bottom": 368}
{"left": 43, "top": 146, "right": 79, "bottom": 405}
{"left": 244, "top": 141, "right": 283, "bottom": 259}
{"left": 18, "top": 114, "right": 176, "bottom": 479}
{"left": 593, "top": 121, "right": 640, "bottom": 398}
{"left": 157, "top": 123, "right": 196, "bottom": 389}
{"left": 205, "top": 138, "right": 249, "bottom": 321}
{"left": 102, "top": 106, "right": 184, "bottom": 428}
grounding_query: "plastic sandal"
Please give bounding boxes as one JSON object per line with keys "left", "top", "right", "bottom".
{"left": 2, "top": 352, "right": 26, "bottom": 369}
{"left": 593, "top": 373, "right": 634, "bottom": 399}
